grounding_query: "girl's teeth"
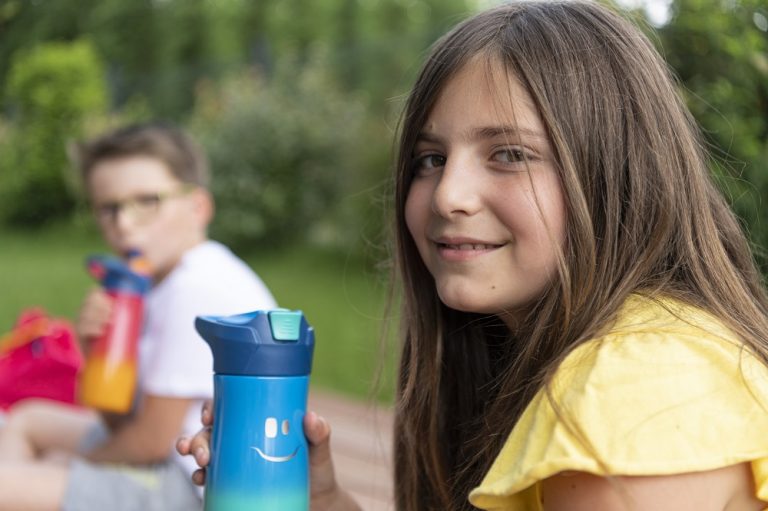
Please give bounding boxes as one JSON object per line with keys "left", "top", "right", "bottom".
{"left": 449, "top": 243, "right": 492, "bottom": 250}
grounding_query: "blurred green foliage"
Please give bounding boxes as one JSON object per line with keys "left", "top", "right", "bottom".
{"left": 0, "top": 39, "right": 106, "bottom": 226}
{"left": 189, "top": 54, "right": 375, "bottom": 251}
{"left": 0, "top": 0, "right": 766, "bottom": 271}
{"left": 0, "top": 0, "right": 471, "bottom": 117}
{"left": 654, "top": 0, "right": 768, "bottom": 271}
{"left": 0, "top": 0, "right": 469, "bottom": 256}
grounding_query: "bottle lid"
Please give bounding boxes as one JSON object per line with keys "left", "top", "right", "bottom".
{"left": 195, "top": 309, "right": 314, "bottom": 376}
{"left": 86, "top": 254, "right": 152, "bottom": 295}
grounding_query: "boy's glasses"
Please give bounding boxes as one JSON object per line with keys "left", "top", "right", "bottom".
{"left": 93, "top": 186, "right": 194, "bottom": 225}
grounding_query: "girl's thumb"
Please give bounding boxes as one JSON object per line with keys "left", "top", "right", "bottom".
{"left": 304, "top": 411, "right": 337, "bottom": 494}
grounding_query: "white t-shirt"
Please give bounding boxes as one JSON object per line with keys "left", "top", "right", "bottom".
{"left": 137, "top": 240, "right": 277, "bottom": 479}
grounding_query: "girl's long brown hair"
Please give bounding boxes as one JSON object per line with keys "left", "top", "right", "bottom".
{"left": 392, "top": 2, "right": 768, "bottom": 510}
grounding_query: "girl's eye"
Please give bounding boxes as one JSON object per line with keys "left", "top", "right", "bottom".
{"left": 413, "top": 153, "right": 446, "bottom": 175}
{"left": 493, "top": 147, "right": 530, "bottom": 164}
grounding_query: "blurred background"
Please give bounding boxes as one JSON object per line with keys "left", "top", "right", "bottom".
{"left": 0, "top": 0, "right": 766, "bottom": 402}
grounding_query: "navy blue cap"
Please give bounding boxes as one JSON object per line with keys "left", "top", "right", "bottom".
{"left": 195, "top": 309, "right": 314, "bottom": 376}
{"left": 86, "top": 255, "right": 152, "bottom": 295}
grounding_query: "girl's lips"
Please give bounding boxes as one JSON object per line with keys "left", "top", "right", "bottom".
{"left": 434, "top": 240, "right": 505, "bottom": 261}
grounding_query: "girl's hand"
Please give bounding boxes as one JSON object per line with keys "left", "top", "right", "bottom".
{"left": 175, "top": 399, "right": 213, "bottom": 486}
{"left": 304, "top": 411, "right": 362, "bottom": 511}
{"left": 176, "top": 402, "right": 362, "bottom": 511}
{"left": 76, "top": 288, "right": 112, "bottom": 348}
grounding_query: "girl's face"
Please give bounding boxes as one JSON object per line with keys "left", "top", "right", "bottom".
{"left": 405, "top": 59, "right": 567, "bottom": 328}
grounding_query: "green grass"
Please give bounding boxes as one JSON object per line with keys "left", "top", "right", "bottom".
{"left": 0, "top": 220, "right": 106, "bottom": 328}
{"left": 0, "top": 223, "right": 396, "bottom": 402}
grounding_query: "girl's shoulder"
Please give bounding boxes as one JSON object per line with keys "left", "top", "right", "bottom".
{"left": 561, "top": 293, "right": 753, "bottom": 383}
{"left": 469, "top": 294, "right": 768, "bottom": 510}
{"left": 600, "top": 293, "right": 739, "bottom": 344}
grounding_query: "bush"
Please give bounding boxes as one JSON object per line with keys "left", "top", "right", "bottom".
{"left": 1, "top": 39, "right": 107, "bottom": 226}
{"left": 190, "top": 51, "right": 390, "bottom": 256}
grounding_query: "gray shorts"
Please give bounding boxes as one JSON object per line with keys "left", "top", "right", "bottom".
{"left": 62, "top": 423, "right": 202, "bottom": 511}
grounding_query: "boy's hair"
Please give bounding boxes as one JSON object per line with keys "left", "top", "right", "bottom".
{"left": 74, "top": 122, "right": 210, "bottom": 188}
{"left": 392, "top": 2, "right": 768, "bottom": 510}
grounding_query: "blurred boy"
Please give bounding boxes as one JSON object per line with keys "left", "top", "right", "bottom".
{"left": 0, "top": 123, "right": 276, "bottom": 510}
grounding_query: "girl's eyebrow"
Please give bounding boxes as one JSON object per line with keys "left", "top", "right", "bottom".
{"left": 469, "top": 125, "right": 548, "bottom": 142}
{"left": 415, "top": 131, "right": 443, "bottom": 144}
{"left": 416, "top": 125, "right": 548, "bottom": 145}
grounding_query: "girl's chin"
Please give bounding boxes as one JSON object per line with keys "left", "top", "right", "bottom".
{"left": 437, "top": 294, "right": 497, "bottom": 315}
{"left": 437, "top": 290, "right": 534, "bottom": 326}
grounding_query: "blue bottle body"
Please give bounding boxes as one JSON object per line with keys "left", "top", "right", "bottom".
{"left": 196, "top": 309, "right": 314, "bottom": 511}
{"left": 205, "top": 375, "right": 309, "bottom": 511}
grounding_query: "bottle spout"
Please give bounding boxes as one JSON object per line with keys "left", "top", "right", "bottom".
{"left": 86, "top": 254, "right": 152, "bottom": 294}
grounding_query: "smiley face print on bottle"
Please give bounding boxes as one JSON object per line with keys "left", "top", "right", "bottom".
{"left": 252, "top": 416, "right": 301, "bottom": 463}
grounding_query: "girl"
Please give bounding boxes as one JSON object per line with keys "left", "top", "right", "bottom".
{"left": 178, "top": 2, "right": 768, "bottom": 509}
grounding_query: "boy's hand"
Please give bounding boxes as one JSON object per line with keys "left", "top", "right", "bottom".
{"left": 176, "top": 401, "right": 362, "bottom": 511}
{"left": 76, "top": 288, "right": 112, "bottom": 348}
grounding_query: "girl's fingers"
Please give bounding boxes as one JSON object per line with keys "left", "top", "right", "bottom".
{"left": 192, "top": 468, "right": 206, "bottom": 486}
{"left": 187, "top": 426, "right": 212, "bottom": 467}
{"left": 201, "top": 399, "right": 213, "bottom": 426}
{"left": 178, "top": 401, "right": 215, "bottom": 489}
{"left": 304, "top": 411, "right": 337, "bottom": 496}
{"left": 194, "top": 444, "right": 210, "bottom": 466}
{"left": 183, "top": 410, "right": 352, "bottom": 502}
{"left": 176, "top": 436, "right": 191, "bottom": 456}
{"left": 178, "top": 432, "right": 209, "bottom": 487}
{"left": 305, "top": 411, "right": 331, "bottom": 449}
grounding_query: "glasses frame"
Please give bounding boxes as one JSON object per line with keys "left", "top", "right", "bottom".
{"left": 92, "top": 185, "right": 195, "bottom": 226}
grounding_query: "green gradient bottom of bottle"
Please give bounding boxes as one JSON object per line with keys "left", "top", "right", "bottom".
{"left": 204, "top": 491, "right": 308, "bottom": 511}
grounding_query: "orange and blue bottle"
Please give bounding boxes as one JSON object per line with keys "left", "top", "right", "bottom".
{"left": 195, "top": 309, "right": 314, "bottom": 511}
{"left": 79, "top": 250, "right": 151, "bottom": 413}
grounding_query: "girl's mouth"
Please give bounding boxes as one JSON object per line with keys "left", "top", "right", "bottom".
{"left": 439, "top": 242, "right": 502, "bottom": 251}
{"left": 435, "top": 241, "right": 505, "bottom": 261}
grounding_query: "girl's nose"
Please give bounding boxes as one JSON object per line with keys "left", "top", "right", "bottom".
{"left": 431, "top": 156, "right": 481, "bottom": 218}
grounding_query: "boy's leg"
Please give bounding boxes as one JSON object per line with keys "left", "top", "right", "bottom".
{"left": 0, "top": 399, "right": 98, "bottom": 462}
{"left": 0, "top": 461, "right": 69, "bottom": 511}
{"left": 0, "top": 457, "right": 203, "bottom": 511}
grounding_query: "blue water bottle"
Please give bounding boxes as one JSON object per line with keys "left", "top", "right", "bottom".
{"left": 195, "top": 309, "right": 315, "bottom": 511}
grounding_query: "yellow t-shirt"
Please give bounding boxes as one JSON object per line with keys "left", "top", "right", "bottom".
{"left": 469, "top": 295, "right": 768, "bottom": 510}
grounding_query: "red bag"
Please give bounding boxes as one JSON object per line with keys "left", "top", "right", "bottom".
{"left": 0, "top": 308, "right": 84, "bottom": 410}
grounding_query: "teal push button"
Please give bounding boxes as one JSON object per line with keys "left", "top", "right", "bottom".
{"left": 268, "top": 310, "right": 303, "bottom": 341}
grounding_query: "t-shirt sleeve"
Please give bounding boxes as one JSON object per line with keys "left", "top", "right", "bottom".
{"left": 469, "top": 332, "right": 768, "bottom": 510}
{"left": 140, "top": 285, "right": 216, "bottom": 397}
{"left": 140, "top": 274, "right": 277, "bottom": 399}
